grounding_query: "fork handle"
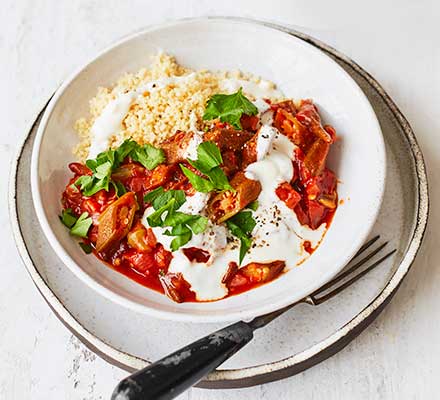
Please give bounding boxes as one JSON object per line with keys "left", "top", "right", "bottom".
{"left": 111, "top": 321, "right": 254, "bottom": 400}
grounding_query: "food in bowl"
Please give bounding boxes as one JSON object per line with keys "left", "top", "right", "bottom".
{"left": 59, "top": 53, "right": 338, "bottom": 303}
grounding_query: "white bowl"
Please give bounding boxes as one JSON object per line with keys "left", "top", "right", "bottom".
{"left": 31, "top": 18, "right": 386, "bottom": 323}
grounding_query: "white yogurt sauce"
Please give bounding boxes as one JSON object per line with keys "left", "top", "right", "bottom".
{"left": 243, "top": 128, "right": 326, "bottom": 266}
{"left": 220, "top": 78, "right": 283, "bottom": 99}
{"left": 253, "top": 98, "right": 271, "bottom": 114}
{"left": 182, "top": 131, "right": 204, "bottom": 160}
{"left": 254, "top": 124, "right": 277, "bottom": 160}
{"left": 88, "top": 92, "right": 136, "bottom": 159}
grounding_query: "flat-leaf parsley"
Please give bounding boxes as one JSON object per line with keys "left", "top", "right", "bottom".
{"left": 202, "top": 88, "right": 258, "bottom": 130}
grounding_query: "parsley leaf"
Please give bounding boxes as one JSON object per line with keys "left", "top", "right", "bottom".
{"left": 202, "top": 166, "right": 232, "bottom": 191}
{"left": 143, "top": 187, "right": 165, "bottom": 204}
{"left": 131, "top": 144, "right": 166, "bottom": 170}
{"left": 111, "top": 181, "right": 127, "bottom": 197}
{"left": 180, "top": 141, "right": 233, "bottom": 193}
{"left": 59, "top": 208, "right": 77, "bottom": 229}
{"left": 78, "top": 148, "right": 115, "bottom": 196}
{"left": 86, "top": 149, "right": 115, "bottom": 172}
{"left": 247, "top": 200, "right": 259, "bottom": 211}
{"left": 170, "top": 232, "right": 192, "bottom": 252}
{"left": 60, "top": 209, "right": 93, "bottom": 240}
{"left": 94, "top": 161, "right": 112, "bottom": 180}
{"left": 180, "top": 165, "right": 215, "bottom": 193}
{"left": 147, "top": 198, "right": 178, "bottom": 227}
{"left": 143, "top": 187, "right": 208, "bottom": 251}
{"left": 164, "top": 211, "right": 198, "bottom": 227}
{"left": 79, "top": 242, "right": 93, "bottom": 254}
{"left": 192, "top": 141, "right": 223, "bottom": 170}
{"left": 225, "top": 210, "right": 256, "bottom": 264}
{"left": 144, "top": 188, "right": 186, "bottom": 210}
{"left": 75, "top": 175, "right": 109, "bottom": 196}
{"left": 164, "top": 224, "right": 191, "bottom": 236}
{"left": 203, "top": 88, "right": 258, "bottom": 129}
{"left": 115, "top": 139, "right": 138, "bottom": 165}
{"left": 153, "top": 190, "right": 186, "bottom": 210}
{"left": 70, "top": 212, "right": 93, "bottom": 238}
{"left": 186, "top": 216, "right": 208, "bottom": 234}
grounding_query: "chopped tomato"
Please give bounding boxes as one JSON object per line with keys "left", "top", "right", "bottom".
{"left": 240, "top": 114, "right": 260, "bottom": 131}
{"left": 69, "top": 162, "right": 92, "bottom": 176}
{"left": 182, "top": 247, "right": 211, "bottom": 263}
{"left": 154, "top": 244, "right": 173, "bottom": 269}
{"left": 62, "top": 180, "right": 117, "bottom": 220}
{"left": 273, "top": 108, "right": 314, "bottom": 150}
{"left": 270, "top": 100, "right": 297, "bottom": 114}
{"left": 276, "top": 182, "right": 301, "bottom": 210}
{"left": 122, "top": 248, "right": 158, "bottom": 275}
{"left": 127, "top": 222, "right": 157, "bottom": 252}
{"left": 295, "top": 100, "right": 334, "bottom": 144}
{"left": 228, "top": 273, "right": 249, "bottom": 289}
{"left": 159, "top": 273, "right": 195, "bottom": 303}
{"left": 305, "top": 169, "right": 337, "bottom": 202}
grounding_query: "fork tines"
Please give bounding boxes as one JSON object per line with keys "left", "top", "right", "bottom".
{"left": 307, "top": 235, "right": 397, "bottom": 305}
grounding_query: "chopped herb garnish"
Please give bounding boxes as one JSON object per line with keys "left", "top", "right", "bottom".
{"left": 247, "top": 200, "right": 259, "bottom": 211}
{"left": 74, "top": 174, "right": 105, "bottom": 197}
{"left": 131, "top": 143, "right": 166, "bottom": 170}
{"left": 144, "top": 188, "right": 186, "bottom": 210}
{"left": 111, "top": 181, "right": 127, "bottom": 197}
{"left": 75, "top": 139, "right": 165, "bottom": 197}
{"left": 60, "top": 210, "right": 93, "bottom": 240}
{"left": 180, "top": 166, "right": 215, "bottom": 193}
{"left": 190, "top": 141, "right": 222, "bottom": 170}
{"left": 170, "top": 232, "right": 193, "bottom": 252}
{"left": 225, "top": 210, "right": 256, "bottom": 264}
{"left": 203, "top": 88, "right": 258, "bottom": 129}
{"left": 143, "top": 186, "right": 165, "bottom": 204}
{"left": 70, "top": 212, "right": 93, "bottom": 238}
{"left": 186, "top": 215, "right": 209, "bottom": 234}
{"left": 147, "top": 198, "right": 179, "bottom": 228}
{"left": 79, "top": 242, "right": 93, "bottom": 254}
{"left": 180, "top": 141, "right": 233, "bottom": 193}
{"left": 144, "top": 187, "right": 208, "bottom": 251}
{"left": 94, "top": 161, "right": 112, "bottom": 180}
{"left": 115, "top": 139, "right": 138, "bottom": 165}
{"left": 59, "top": 208, "right": 77, "bottom": 229}
{"left": 201, "top": 166, "right": 231, "bottom": 190}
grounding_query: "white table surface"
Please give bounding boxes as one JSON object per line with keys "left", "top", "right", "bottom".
{"left": 1, "top": 1, "right": 438, "bottom": 399}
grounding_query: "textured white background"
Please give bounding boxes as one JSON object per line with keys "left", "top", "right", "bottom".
{"left": 1, "top": 1, "right": 439, "bottom": 399}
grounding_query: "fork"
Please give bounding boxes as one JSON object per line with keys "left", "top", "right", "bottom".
{"left": 111, "top": 236, "right": 395, "bottom": 400}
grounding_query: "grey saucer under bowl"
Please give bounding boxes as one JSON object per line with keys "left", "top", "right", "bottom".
{"left": 9, "top": 19, "right": 428, "bottom": 389}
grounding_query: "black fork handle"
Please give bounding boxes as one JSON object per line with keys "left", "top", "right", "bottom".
{"left": 111, "top": 321, "right": 254, "bottom": 400}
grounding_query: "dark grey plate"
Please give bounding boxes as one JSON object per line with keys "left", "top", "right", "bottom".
{"left": 9, "top": 18, "right": 428, "bottom": 389}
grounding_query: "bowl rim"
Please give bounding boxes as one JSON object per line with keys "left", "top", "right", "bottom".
{"left": 30, "top": 17, "right": 386, "bottom": 323}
